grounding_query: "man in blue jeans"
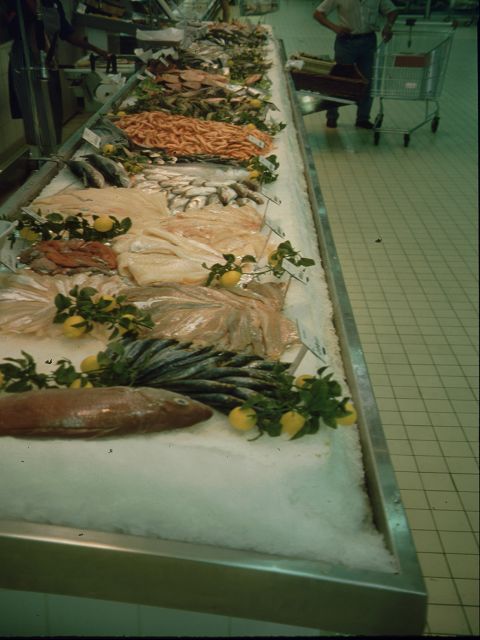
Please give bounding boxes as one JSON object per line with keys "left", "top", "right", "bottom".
{"left": 314, "top": 0, "right": 398, "bottom": 129}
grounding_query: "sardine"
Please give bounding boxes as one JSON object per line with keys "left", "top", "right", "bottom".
{"left": 185, "top": 195, "right": 208, "bottom": 209}
{"left": 85, "top": 154, "right": 131, "bottom": 188}
{"left": 231, "top": 183, "right": 250, "bottom": 198}
{"left": 218, "top": 186, "right": 237, "bottom": 205}
{"left": 246, "top": 190, "right": 264, "bottom": 205}
{"left": 170, "top": 195, "right": 189, "bottom": 210}
{"left": 184, "top": 186, "right": 217, "bottom": 197}
{"left": 207, "top": 193, "right": 221, "bottom": 205}
{"left": 0, "top": 386, "right": 212, "bottom": 439}
{"left": 67, "top": 159, "right": 105, "bottom": 189}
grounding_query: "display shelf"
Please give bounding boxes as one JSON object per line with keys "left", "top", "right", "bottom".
{"left": 0, "top": 32, "right": 427, "bottom": 636}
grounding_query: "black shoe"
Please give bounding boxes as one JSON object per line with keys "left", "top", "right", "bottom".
{"left": 355, "top": 120, "right": 374, "bottom": 130}
{"left": 326, "top": 117, "right": 338, "bottom": 128}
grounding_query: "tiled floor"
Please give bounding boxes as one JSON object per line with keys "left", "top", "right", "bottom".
{"left": 0, "top": 2, "right": 478, "bottom": 637}
{"left": 269, "top": 0, "right": 478, "bottom": 635}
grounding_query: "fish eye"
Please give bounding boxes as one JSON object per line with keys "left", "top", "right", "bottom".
{"left": 173, "top": 398, "right": 190, "bottom": 406}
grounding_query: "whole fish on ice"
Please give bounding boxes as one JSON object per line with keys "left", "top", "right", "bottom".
{"left": 0, "top": 386, "right": 213, "bottom": 438}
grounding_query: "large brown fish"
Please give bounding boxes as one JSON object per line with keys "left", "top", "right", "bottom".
{"left": 0, "top": 386, "right": 212, "bottom": 439}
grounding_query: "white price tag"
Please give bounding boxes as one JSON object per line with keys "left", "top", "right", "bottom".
{"left": 296, "top": 320, "right": 327, "bottom": 362}
{"left": 258, "top": 156, "right": 275, "bottom": 172}
{"left": 283, "top": 260, "right": 310, "bottom": 284}
{"left": 261, "top": 191, "right": 281, "bottom": 205}
{"left": 21, "top": 207, "right": 46, "bottom": 224}
{"left": 264, "top": 213, "right": 285, "bottom": 237}
{"left": 144, "top": 69, "right": 156, "bottom": 79}
{"left": 82, "top": 127, "right": 102, "bottom": 149}
{"left": 247, "top": 134, "right": 265, "bottom": 149}
{"left": 77, "top": 2, "right": 87, "bottom": 14}
{"left": 226, "top": 83, "right": 243, "bottom": 93}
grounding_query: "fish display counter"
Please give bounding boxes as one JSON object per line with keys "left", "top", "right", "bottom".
{"left": 0, "top": 22, "right": 427, "bottom": 636}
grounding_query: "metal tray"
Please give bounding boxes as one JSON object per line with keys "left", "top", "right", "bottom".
{"left": 0, "top": 45, "right": 427, "bottom": 636}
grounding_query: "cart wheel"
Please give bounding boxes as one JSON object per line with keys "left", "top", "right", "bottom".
{"left": 375, "top": 114, "right": 384, "bottom": 128}
{"left": 374, "top": 131, "right": 381, "bottom": 146}
{"left": 431, "top": 116, "right": 440, "bottom": 133}
{"left": 403, "top": 134, "right": 410, "bottom": 147}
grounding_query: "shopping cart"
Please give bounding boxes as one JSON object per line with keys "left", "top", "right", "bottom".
{"left": 371, "top": 19, "right": 455, "bottom": 147}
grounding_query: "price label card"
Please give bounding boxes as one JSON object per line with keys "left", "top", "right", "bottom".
{"left": 77, "top": 2, "right": 87, "bottom": 14}
{"left": 261, "top": 191, "right": 281, "bottom": 205}
{"left": 21, "top": 207, "right": 46, "bottom": 224}
{"left": 263, "top": 213, "right": 285, "bottom": 237}
{"left": 296, "top": 320, "right": 327, "bottom": 362}
{"left": 247, "top": 134, "right": 265, "bottom": 149}
{"left": 137, "top": 74, "right": 146, "bottom": 80}
{"left": 258, "top": 156, "right": 276, "bottom": 172}
{"left": 283, "top": 260, "right": 310, "bottom": 284}
{"left": 82, "top": 127, "right": 101, "bottom": 149}
{"left": 144, "top": 69, "right": 156, "bottom": 79}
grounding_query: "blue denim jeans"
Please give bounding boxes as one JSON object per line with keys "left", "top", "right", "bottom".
{"left": 328, "top": 32, "right": 377, "bottom": 122}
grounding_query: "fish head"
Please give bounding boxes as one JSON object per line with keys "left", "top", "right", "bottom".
{"left": 138, "top": 387, "right": 213, "bottom": 429}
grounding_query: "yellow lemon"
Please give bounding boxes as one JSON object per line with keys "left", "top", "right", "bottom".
{"left": 280, "top": 410, "right": 306, "bottom": 436}
{"left": 118, "top": 313, "right": 136, "bottom": 335}
{"left": 96, "top": 294, "right": 118, "bottom": 312}
{"left": 249, "top": 98, "right": 262, "bottom": 109}
{"left": 116, "top": 111, "right": 126, "bottom": 117}
{"left": 336, "top": 401, "right": 357, "bottom": 426}
{"left": 294, "top": 374, "right": 315, "bottom": 388}
{"left": 80, "top": 355, "right": 102, "bottom": 373}
{"left": 245, "top": 123, "right": 256, "bottom": 131}
{"left": 228, "top": 406, "right": 257, "bottom": 431}
{"left": 70, "top": 377, "right": 93, "bottom": 389}
{"left": 268, "top": 251, "right": 282, "bottom": 268}
{"left": 219, "top": 270, "right": 241, "bottom": 288}
{"left": 93, "top": 215, "right": 114, "bottom": 233}
{"left": 102, "top": 143, "right": 115, "bottom": 155}
{"left": 63, "top": 315, "right": 88, "bottom": 338}
{"left": 249, "top": 169, "right": 261, "bottom": 180}
{"left": 19, "top": 228, "right": 40, "bottom": 242}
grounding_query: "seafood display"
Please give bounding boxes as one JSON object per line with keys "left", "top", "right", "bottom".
{"left": 20, "top": 239, "right": 117, "bottom": 275}
{"left": 32, "top": 188, "right": 169, "bottom": 225}
{"left": 0, "top": 272, "right": 124, "bottom": 335}
{"left": 113, "top": 203, "right": 272, "bottom": 263}
{"left": 115, "top": 111, "right": 273, "bottom": 160}
{"left": 134, "top": 167, "right": 264, "bottom": 211}
{"left": 83, "top": 154, "right": 131, "bottom": 188}
{"left": 0, "top": 386, "right": 213, "bottom": 438}
{"left": 66, "top": 159, "right": 106, "bottom": 189}
{"left": 123, "top": 282, "right": 299, "bottom": 358}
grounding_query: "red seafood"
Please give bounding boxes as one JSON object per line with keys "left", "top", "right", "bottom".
{"left": 0, "top": 386, "right": 213, "bottom": 438}
{"left": 20, "top": 239, "right": 117, "bottom": 274}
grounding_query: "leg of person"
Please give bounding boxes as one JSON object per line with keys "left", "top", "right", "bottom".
{"left": 326, "top": 36, "right": 357, "bottom": 127}
{"left": 353, "top": 33, "right": 377, "bottom": 127}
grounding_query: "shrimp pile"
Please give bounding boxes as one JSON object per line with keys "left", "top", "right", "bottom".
{"left": 115, "top": 111, "right": 273, "bottom": 161}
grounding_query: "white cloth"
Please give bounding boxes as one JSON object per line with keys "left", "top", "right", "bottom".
{"left": 315, "top": 0, "right": 396, "bottom": 34}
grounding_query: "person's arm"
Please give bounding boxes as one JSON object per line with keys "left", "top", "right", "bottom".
{"left": 313, "top": 9, "right": 351, "bottom": 36}
{"left": 380, "top": 0, "right": 398, "bottom": 42}
{"left": 64, "top": 32, "right": 110, "bottom": 58}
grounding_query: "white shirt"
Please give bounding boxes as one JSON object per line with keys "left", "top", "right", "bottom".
{"left": 316, "top": 0, "right": 396, "bottom": 34}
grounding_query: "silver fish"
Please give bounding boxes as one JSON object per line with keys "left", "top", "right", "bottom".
{"left": 170, "top": 195, "right": 189, "bottom": 210}
{"left": 85, "top": 154, "right": 131, "bottom": 188}
{"left": 67, "top": 159, "right": 105, "bottom": 189}
{"left": 185, "top": 196, "right": 208, "bottom": 209}
{"left": 218, "top": 186, "right": 238, "bottom": 205}
{"left": 184, "top": 186, "right": 217, "bottom": 197}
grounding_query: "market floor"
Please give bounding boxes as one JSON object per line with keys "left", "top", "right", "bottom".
{"left": 0, "top": 3, "right": 477, "bottom": 638}
{"left": 269, "top": 0, "right": 478, "bottom": 636}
